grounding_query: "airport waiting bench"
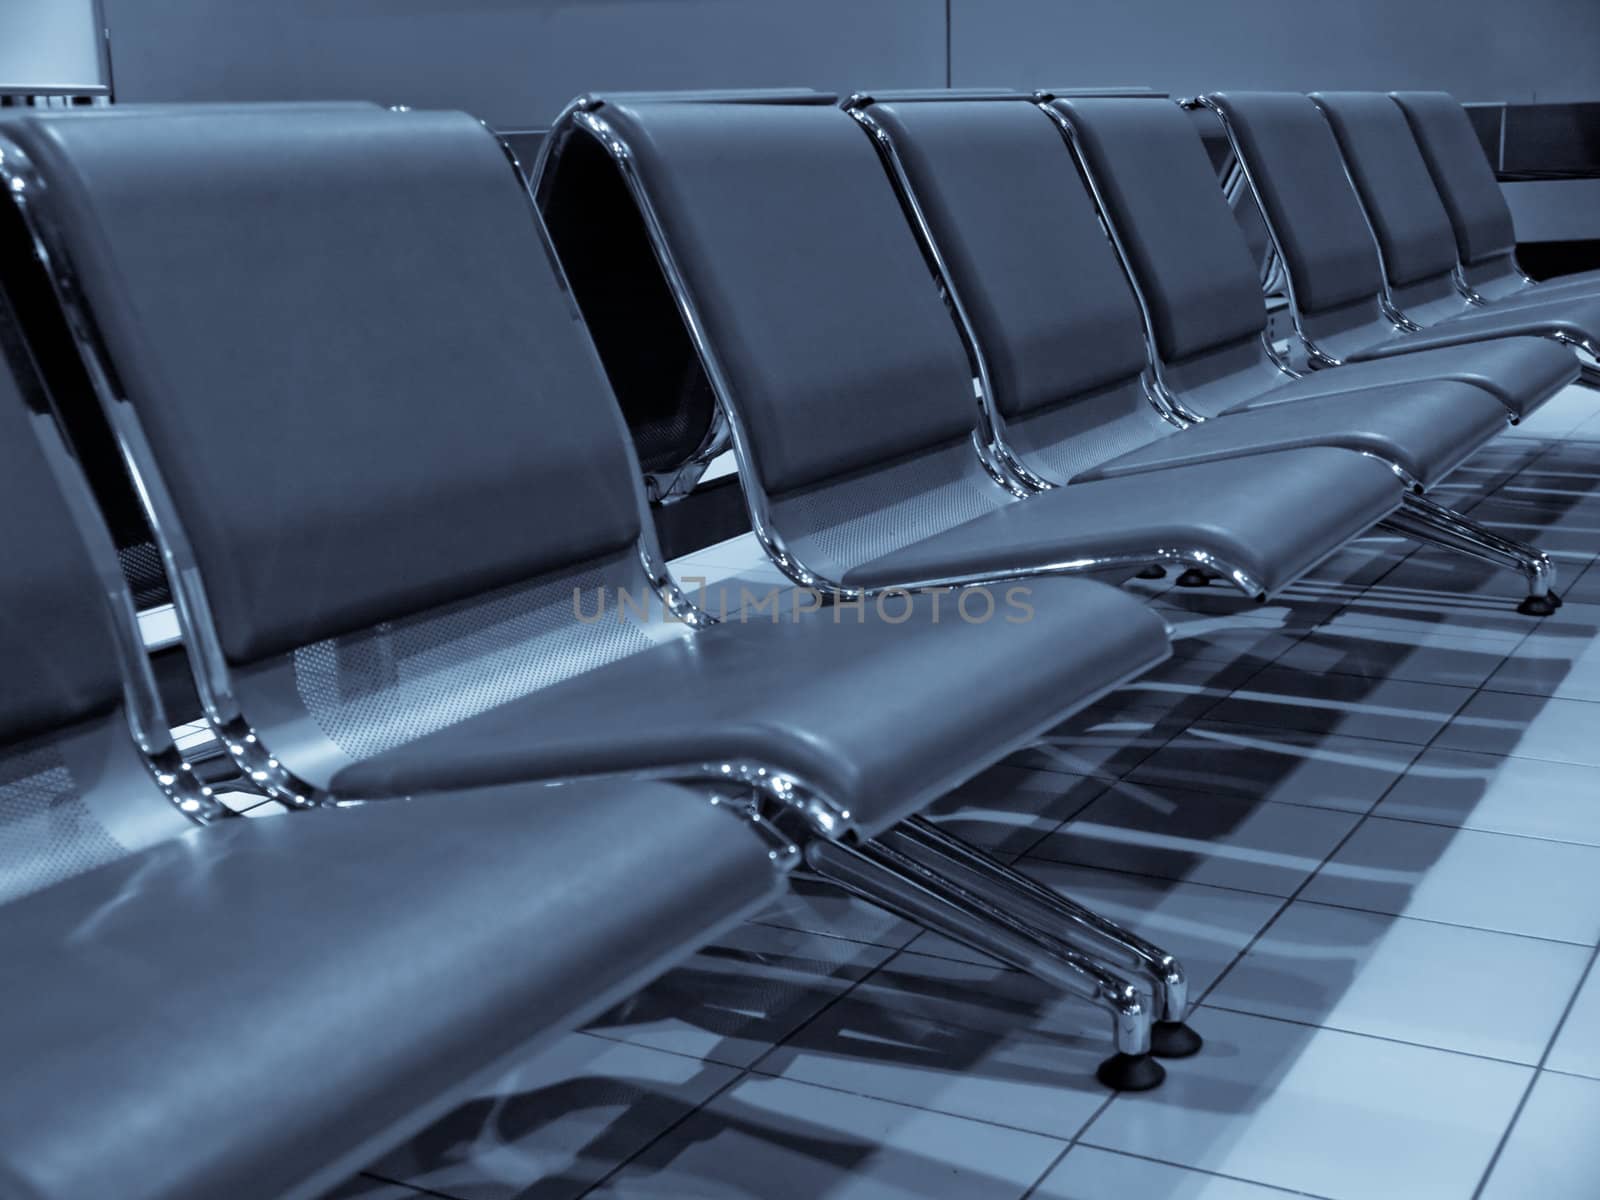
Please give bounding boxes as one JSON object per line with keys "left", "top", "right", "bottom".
{"left": 0, "top": 331, "right": 795, "bottom": 1200}
{"left": 0, "top": 100, "right": 1222, "bottom": 1197}
{"left": 1201, "top": 91, "right": 1600, "bottom": 386}
{"left": 1393, "top": 90, "right": 1600, "bottom": 317}
{"left": 4, "top": 82, "right": 1594, "bottom": 1198}
{"left": 536, "top": 91, "right": 1572, "bottom": 613}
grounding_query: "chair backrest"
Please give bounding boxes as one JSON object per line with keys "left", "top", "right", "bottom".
{"left": 532, "top": 91, "right": 837, "bottom": 496}
{"left": 598, "top": 99, "right": 979, "bottom": 500}
{"left": 1311, "top": 91, "right": 1461, "bottom": 289}
{"left": 586, "top": 98, "right": 1016, "bottom": 583}
{"left": 3, "top": 106, "right": 646, "bottom": 670}
{"left": 868, "top": 99, "right": 1149, "bottom": 417}
{"left": 1390, "top": 91, "right": 1518, "bottom": 268}
{"left": 1053, "top": 97, "right": 1270, "bottom": 366}
{"left": 859, "top": 98, "right": 1167, "bottom": 481}
{"left": 1, "top": 105, "right": 681, "bottom": 795}
{"left": 538, "top": 119, "right": 719, "bottom": 486}
{"left": 1207, "top": 91, "right": 1389, "bottom": 317}
{"left": 0, "top": 362, "right": 123, "bottom": 747}
{"left": 0, "top": 333, "right": 195, "bottom": 902}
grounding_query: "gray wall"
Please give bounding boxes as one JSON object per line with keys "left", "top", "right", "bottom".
{"left": 101, "top": 0, "right": 1600, "bottom": 128}
{"left": 952, "top": 0, "right": 1600, "bottom": 103}
{"left": 102, "top": 0, "right": 945, "bottom": 129}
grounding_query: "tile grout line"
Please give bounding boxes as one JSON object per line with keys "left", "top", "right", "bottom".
{"left": 1062, "top": 439, "right": 1566, "bottom": 1175}
{"left": 380, "top": 431, "right": 1600, "bottom": 1199}
{"left": 1197, "top": 1001, "right": 1571, "bottom": 1071}
{"left": 1469, "top": 942, "right": 1600, "bottom": 1200}
{"left": 573, "top": 934, "right": 944, "bottom": 1196}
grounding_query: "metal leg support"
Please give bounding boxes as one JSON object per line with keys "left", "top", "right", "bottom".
{"left": 1380, "top": 492, "right": 1560, "bottom": 615}
{"left": 804, "top": 837, "right": 1165, "bottom": 1090}
{"left": 888, "top": 817, "right": 1201, "bottom": 1058}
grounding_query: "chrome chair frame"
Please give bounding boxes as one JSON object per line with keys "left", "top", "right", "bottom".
{"left": 529, "top": 99, "right": 1192, "bottom": 1070}
{"left": 1309, "top": 94, "right": 1600, "bottom": 393}
{"left": 541, "top": 95, "right": 1281, "bottom": 603}
{"left": 1055, "top": 97, "right": 1560, "bottom": 614}
{"left": 0, "top": 214, "right": 229, "bottom": 826}
{"left": 0, "top": 115, "right": 1183, "bottom": 1086}
{"left": 1197, "top": 94, "right": 1600, "bottom": 386}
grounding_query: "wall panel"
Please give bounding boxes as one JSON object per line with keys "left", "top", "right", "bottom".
{"left": 103, "top": 0, "right": 946, "bottom": 129}
{"left": 952, "top": 0, "right": 1600, "bottom": 103}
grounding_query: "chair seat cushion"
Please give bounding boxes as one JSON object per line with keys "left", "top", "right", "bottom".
{"left": 1080, "top": 381, "right": 1507, "bottom": 489}
{"left": 1228, "top": 336, "right": 1577, "bottom": 419}
{"left": 1346, "top": 303, "right": 1600, "bottom": 395}
{"left": 846, "top": 448, "right": 1400, "bottom": 599}
{"left": 331, "top": 578, "right": 1171, "bottom": 827}
{"left": 1509, "top": 268, "right": 1600, "bottom": 301}
{"left": 0, "top": 780, "right": 782, "bottom": 1200}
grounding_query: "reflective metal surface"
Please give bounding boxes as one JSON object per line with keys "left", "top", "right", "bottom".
{"left": 1189, "top": 96, "right": 1349, "bottom": 369}
{"left": 1379, "top": 491, "right": 1558, "bottom": 606}
{"left": 845, "top": 98, "right": 1054, "bottom": 494}
{"left": 892, "top": 815, "right": 1191, "bottom": 1024}
{"left": 805, "top": 836, "right": 1157, "bottom": 1063}
{"left": 0, "top": 139, "right": 229, "bottom": 824}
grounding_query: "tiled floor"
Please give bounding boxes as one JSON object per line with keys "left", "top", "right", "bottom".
{"left": 325, "top": 386, "right": 1600, "bottom": 1200}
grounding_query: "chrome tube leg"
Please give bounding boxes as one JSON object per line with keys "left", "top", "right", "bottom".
{"left": 803, "top": 838, "right": 1164, "bottom": 1090}
{"left": 887, "top": 817, "right": 1201, "bottom": 1058}
{"left": 1380, "top": 493, "right": 1560, "bottom": 616}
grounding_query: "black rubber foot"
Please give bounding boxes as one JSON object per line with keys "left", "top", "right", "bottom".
{"left": 1096, "top": 1051, "right": 1166, "bottom": 1091}
{"left": 1175, "top": 567, "right": 1212, "bottom": 588}
{"left": 1518, "top": 594, "right": 1559, "bottom": 617}
{"left": 1150, "top": 1020, "right": 1204, "bottom": 1059}
{"left": 1552, "top": 591, "right": 1565, "bottom": 609}
{"left": 1136, "top": 564, "right": 1167, "bottom": 580}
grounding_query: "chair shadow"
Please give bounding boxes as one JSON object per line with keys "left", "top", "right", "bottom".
{"left": 327, "top": 432, "right": 1600, "bottom": 1198}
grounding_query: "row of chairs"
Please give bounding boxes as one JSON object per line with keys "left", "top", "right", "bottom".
{"left": 0, "top": 87, "right": 1589, "bottom": 1199}
{"left": 535, "top": 88, "right": 1586, "bottom": 613}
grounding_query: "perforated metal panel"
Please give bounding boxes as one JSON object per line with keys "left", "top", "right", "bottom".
{"left": 0, "top": 739, "right": 125, "bottom": 905}
{"left": 773, "top": 441, "right": 1010, "bottom": 580}
{"left": 118, "top": 539, "right": 170, "bottom": 609}
{"left": 294, "top": 560, "right": 667, "bottom": 762}
{"left": 1006, "top": 382, "right": 1173, "bottom": 483}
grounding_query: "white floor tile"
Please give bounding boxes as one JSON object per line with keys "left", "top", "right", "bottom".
{"left": 1163, "top": 614, "right": 1306, "bottom": 670}
{"left": 1273, "top": 624, "right": 1521, "bottom": 689}
{"left": 922, "top": 766, "right": 1109, "bottom": 860}
{"left": 1029, "top": 782, "right": 1360, "bottom": 897}
{"left": 1037, "top": 1146, "right": 1312, "bottom": 1200}
{"left": 1085, "top": 1007, "right": 1531, "bottom": 1200}
{"left": 1375, "top": 747, "right": 1600, "bottom": 846}
{"left": 753, "top": 875, "right": 923, "bottom": 951}
{"left": 1129, "top": 721, "right": 1420, "bottom": 814}
{"left": 670, "top": 531, "right": 770, "bottom": 573}
{"left": 1200, "top": 667, "right": 1472, "bottom": 746}
{"left": 1478, "top": 1071, "right": 1600, "bottom": 1200}
{"left": 1207, "top": 901, "right": 1590, "bottom": 1063}
{"left": 585, "top": 923, "right": 897, "bottom": 1068}
{"left": 1009, "top": 712, "right": 1184, "bottom": 781}
{"left": 1485, "top": 602, "right": 1600, "bottom": 701}
{"left": 1501, "top": 384, "right": 1600, "bottom": 440}
{"left": 330, "top": 1033, "right": 739, "bottom": 1200}
{"left": 754, "top": 949, "right": 1113, "bottom": 1140}
{"left": 1546, "top": 958, "right": 1600, "bottom": 1080}
{"left": 1434, "top": 691, "right": 1600, "bottom": 767}
{"left": 599, "top": 1074, "right": 1068, "bottom": 1199}
{"left": 1301, "top": 818, "right": 1600, "bottom": 944}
